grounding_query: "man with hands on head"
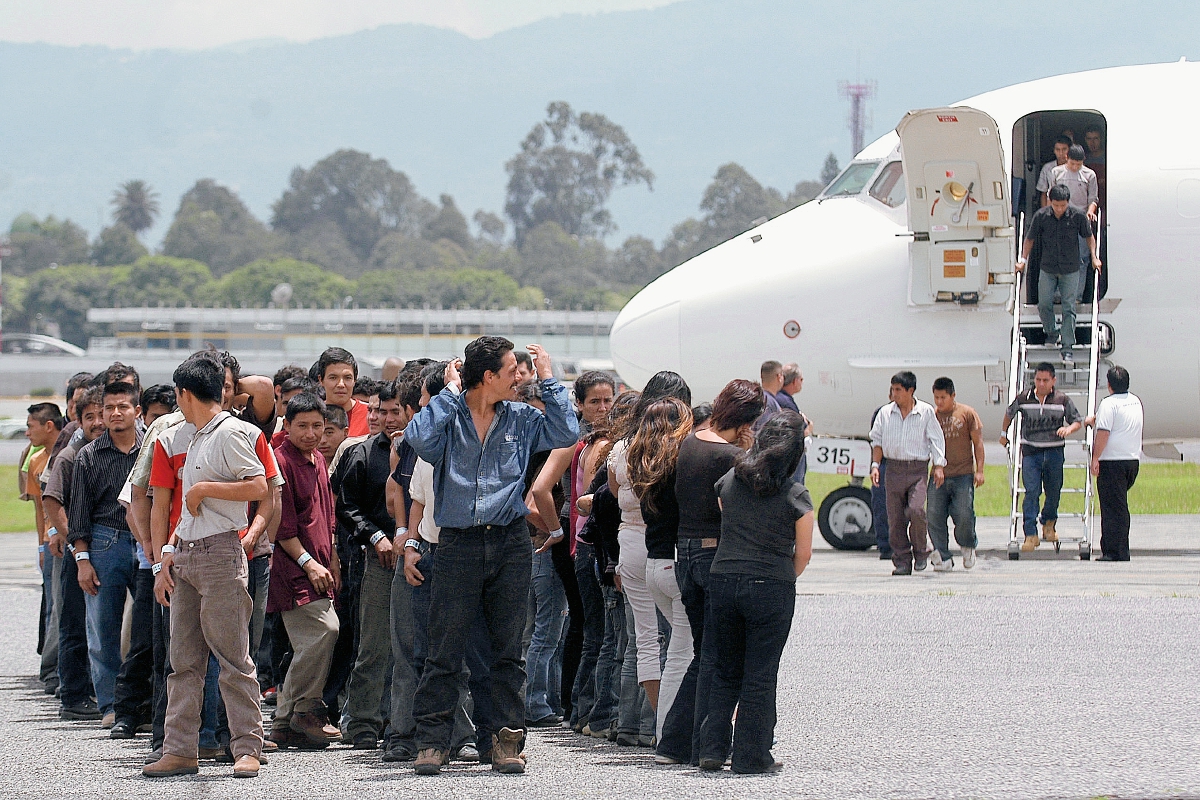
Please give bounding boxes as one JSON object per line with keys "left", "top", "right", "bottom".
{"left": 405, "top": 339, "right": 578, "bottom": 776}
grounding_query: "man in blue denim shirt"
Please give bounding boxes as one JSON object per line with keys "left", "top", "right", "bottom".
{"left": 404, "top": 336, "right": 578, "bottom": 775}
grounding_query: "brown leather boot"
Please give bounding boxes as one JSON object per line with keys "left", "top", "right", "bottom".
{"left": 491, "top": 727, "right": 526, "bottom": 774}
{"left": 232, "top": 754, "right": 260, "bottom": 778}
{"left": 414, "top": 748, "right": 449, "bottom": 775}
{"left": 312, "top": 705, "right": 343, "bottom": 740}
{"left": 143, "top": 754, "right": 199, "bottom": 778}
{"left": 1041, "top": 519, "right": 1058, "bottom": 542}
{"left": 286, "top": 713, "right": 331, "bottom": 749}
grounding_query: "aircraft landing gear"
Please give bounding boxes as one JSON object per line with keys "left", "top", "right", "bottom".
{"left": 817, "top": 484, "right": 875, "bottom": 551}
{"left": 1007, "top": 540, "right": 1020, "bottom": 561}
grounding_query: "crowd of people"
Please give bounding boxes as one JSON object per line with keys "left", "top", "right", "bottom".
{"left": 16, "top": 333, "right": 1143, "bottom": 781}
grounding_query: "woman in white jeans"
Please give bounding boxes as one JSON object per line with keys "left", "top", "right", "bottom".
{"left": 626, "top": 397, "right": 694, "bottom": 748}
{"left": 609, "top": 371, "right": 692, "bottom": 729}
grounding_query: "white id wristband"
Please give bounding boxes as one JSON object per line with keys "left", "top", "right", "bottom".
{"left": 369, "top": 531, "right": 387, "bottom": 547}
{"left": 152, "top": 562, "right": 163, "bottom": 576}
{"left": 48, "top": 527, "right": 58, "bottom": 538}
{"left": 161, "top": 544, "right": 176, "bottom": 555}
{"left": 404, "top": 538, "right": 422, "bottom": 551}
{"left": 546, "top": 528, "right": 565, "bottom": 540}
{"left": 74, "top": 551, "right": 91, "bottom": 562}
{"left": 296, "top": 552, "right": 313, "bottom": 568}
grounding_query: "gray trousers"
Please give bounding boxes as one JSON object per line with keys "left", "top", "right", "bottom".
{"left": 616, "top": 592, "right": 655, "bottom": 736}
{"left": 343, "top": 555, "right": 394, "bottom": 738}
{"left": 40, "top": 553, "right": 62, "bottom": 684}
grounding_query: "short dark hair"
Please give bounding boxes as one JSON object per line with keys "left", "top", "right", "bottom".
{"left": 311, "top": 347, "right": 359, "bottom": 382}
{"left": 514, "top": 351, "right": 533, "bottom": 371}
{"left": 710, "top": 379, "right": 766, "bottom": 431}
{"left": 516, "top": 380, "right": 543, "bottom": 405}
{"left": 354, "top": 377, "right": 380, "bottom": 398}
{"left": 932, "top": 377, "right": 955, "bottom": 394}
{"left": 401, "top": 358, "right": 434, "bottom": 376}
{"left": 397, "top": 373, "right": 423, "bottom": 411}
{"left": 273, "top": 364, "right": 307, "bottom": 388}
{"left": 574, "top": 370, "right": 616, "bottom": 404}
{"left": 77, "top": 387, "right": 103, "bottom": 417}
{"left": 376, "top": 379, "right": 400, "bottom": 404}
{"left": 66, "top": 372, "right": 94, "bottom": 398}
{"left": 1107, "top": 365, "right": 1130, "bottom": 393}
{"left": 422, "top": 362, "right": 448, "bottom": 398}
{"left": 691, "top": 402, "right": 713, "bottom": 427}
{"left": 323, "top": 404, "right": 349, "bottom": 430}
{"left": 760, "top": 360, "right": 783, "bottom": 381}
{"left": 1054, "top": 135, "right": 1072, "bottom": 147}
{"left": 101, "top": 362, "right": 141, "bottom": 396}
{"left": 734, "top": 411, "right": 806, "bottom": 497}
{"left": 1048, "top": 184, "right": 1072, "bottom": 202}
{"left": 173, "top": 352, "right": 225, "bottom": 403}
{"left": 28, "top": 402, "right": 63, "bottom": 427}
{"left": 281, "top": 375, "right": 323, "bottom": 399}
{"left": 462, "top": 336, "right": 515, "bottom": 390}
{"left": 1035, "top": 361, "right": 1056, "bottom": 377}
{"left": 1084, "top": 124, "right": 1102, "bottom": 136}
{"left": 286, "top": 392, "right": 326, "bottom": 422}
{"left": 103, "top": 381, "right": 140, "bottom": 406}
{"left": 890, "top": 371, "right": 917, "bottom": 391}
{"left": 216, "top": 350, "right": 241, "bottom": 384}
{"left": 1067, "top": 144, "right": 1086, "bottom": 161}
{"left": 140, "top": 384, "right": 177, "bottom": 412}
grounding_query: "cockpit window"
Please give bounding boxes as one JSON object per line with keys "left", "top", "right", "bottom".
{"left": 868, "top": 161, "right": 906, "bottom": 208}
{"left": 821, "top": 161, "right": 880, "bottom": 198}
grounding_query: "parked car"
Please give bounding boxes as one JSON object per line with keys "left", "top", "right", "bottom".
{"left": 0, "top": 333, "right": 86, "bottom": 357}
{"left": 0, "top": 419, "right": 26, "bottom": 439}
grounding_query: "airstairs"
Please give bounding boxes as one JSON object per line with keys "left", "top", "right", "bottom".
{"left": 1004, "top": 214, "right": 1108, "bottom": 560}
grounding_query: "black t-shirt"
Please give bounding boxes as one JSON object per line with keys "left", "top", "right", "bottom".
{"left": 712, "top": 468, "right": 813, "bottom": 583}
{"left": 675, "top": 432, "right": 743, "bottom": 541}
{"left": 641, "top": 472, "right": 680, "bottom": 560}
{"left": 1025, "top": 205, "right": 1093, "bottom": 275}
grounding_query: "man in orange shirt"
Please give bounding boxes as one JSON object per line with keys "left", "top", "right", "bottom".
{"left": 311, "top": 348, "right": 370, "bottom": 437}
{"left": 27, "top": 402, "right": 64, "bottom": 693}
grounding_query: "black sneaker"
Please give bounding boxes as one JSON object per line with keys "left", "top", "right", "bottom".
{"left": 109, "top": 719, "right": 136, "bottom": 739}
{"left": 352, "top": 731, "right": 378, "bottom": 750}
{"left": 891, "top": 565, "right": 912, "bottom": 576}
{"left": 60, "top": 699, "right": 103, "bottom": 720}
{"left": 914, "top": 555, "right": 928, "bottom": 571}
{"left": 526, "top": 714, "right": 562, "bottom": 728}
{"left": 381, "top": 737, "right": 416, "bottom": 763}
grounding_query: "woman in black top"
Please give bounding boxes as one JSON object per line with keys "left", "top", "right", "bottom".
{"left": 697, "top": 411, "right": 813, "bottom": 774}
{"left": 657, "top": 379, "right": 765, "bottom": 765}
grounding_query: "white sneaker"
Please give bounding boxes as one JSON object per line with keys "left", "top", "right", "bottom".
{"left": 932, "top": 558, "right": 954, "bottom": 572}
{"left": 962, "top": 548, "right": 976, "bottom": 569}
{"left": 929, "top": 550, "right": 943, "bottom": 567}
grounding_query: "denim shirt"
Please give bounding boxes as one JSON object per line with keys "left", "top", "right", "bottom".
{"left": 404, "top": 378, "right": 579, "bottom": 529}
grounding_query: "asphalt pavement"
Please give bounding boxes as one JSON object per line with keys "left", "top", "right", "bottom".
{"left": 1, "top": 528, "right": 1197, "bottom": 800}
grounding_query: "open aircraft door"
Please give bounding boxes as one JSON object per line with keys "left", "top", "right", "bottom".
{"left": 897, "top": 107, "right": 1015, "bottom": 306}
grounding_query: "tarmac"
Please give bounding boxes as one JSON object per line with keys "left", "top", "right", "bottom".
{"left": 0, "top": 523, "right": 1197, "bottom": 800}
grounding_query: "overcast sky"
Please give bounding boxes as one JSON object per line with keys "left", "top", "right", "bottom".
{"left": 0, "top": 0, "right": 678, "bottom": 48}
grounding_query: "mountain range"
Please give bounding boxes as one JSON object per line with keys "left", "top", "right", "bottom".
{"left": 0, "top": 0, "right": 1196, "bottom": 247}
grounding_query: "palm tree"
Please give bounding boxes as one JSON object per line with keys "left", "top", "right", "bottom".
{"left": 111, "top": 180, "right": 160, "bottom": 234}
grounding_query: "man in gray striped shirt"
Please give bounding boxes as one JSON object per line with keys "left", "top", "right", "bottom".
{"left": 869, "top": 372, "right": 946, "bottom": 576}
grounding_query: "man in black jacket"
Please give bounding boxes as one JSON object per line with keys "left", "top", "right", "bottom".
{"left": 337, "top": 379, "right": 409, "bottom": 749}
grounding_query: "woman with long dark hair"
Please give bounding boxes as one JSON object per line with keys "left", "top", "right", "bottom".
{"left": 657, "top": 379, "right": 765, "bottom": 765}
{"left": 697, "top": 411, "right": 813, "bottom": 774}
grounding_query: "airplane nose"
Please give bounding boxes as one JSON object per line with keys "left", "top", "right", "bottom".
{"left": 609, "top": 282, "right": 683, "bottom": 389}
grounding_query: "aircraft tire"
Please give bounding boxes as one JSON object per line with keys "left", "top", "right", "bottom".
{"left": 817, "top": 486, "right": 875, "bottom": 551}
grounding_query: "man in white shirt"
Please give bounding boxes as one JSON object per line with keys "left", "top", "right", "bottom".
{"left": 1086, "top": 366, "right": 1143, "bottom": 562}
{"left": 1035, "top": 135, "right": 1072, "bottom": 207}
{"left": 869, "top": 371, "right": 947, "bottom": 576}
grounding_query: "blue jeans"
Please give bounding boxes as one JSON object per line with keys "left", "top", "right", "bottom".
{"left": 697, "top": 574, "right": 795, "bottom": 773}
{"left": 526, "top": 550, "right": 567, "bottom": 720}
{"left": 1037, "top": 269, "right": 1081, "bottom": 352}
{"left": 589, "top": 584, "right": 623, "bottom": 730}
{"left": 926, "top": 473, "right": 978, "bottom": 560}
{"left": 1022, "top": 448, "right": 1065, "bottom": 538}
{"left": 872, "top": 459, "right": 890, "bottom": 554}
{"left": 83, "top": 524, "right": 137, "bottom": 715}
{"left": 569, "top": 543, "right": 605, "bottom": 726}
{"left": 39, "top": 552, "right": 61, "bottom": 685}
{"left": 659, "top": 538, "right": 716, "bottom": 762}
{"left": 413, "top": 520, "right": 530, "bottom": 750}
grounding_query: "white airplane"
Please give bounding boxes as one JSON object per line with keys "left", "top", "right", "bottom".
{"left": 609, "top": 60, "right": 1200, "bottom": 548}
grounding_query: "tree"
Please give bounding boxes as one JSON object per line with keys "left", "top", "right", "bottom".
{"left": 271, "top": 149, "right": 435, "bottom": 264}
{"left": 91, "top": 223, "right": 149, "bottom": 266}
{"left": 422, "top": 195, "right": 472, "bottom": 249}
{"left": 786, "top": 180, "right": 825, "bottom": 209}
{"left": 610, "top": 235, "right": 666, "bottom": 286}
{"left": 505, "top": 101, "right": 654, "bottom": 246}
{"left": 203, "top": 258, "right": 352, "bottom": 308}
{"left": 516, "top": 221, "right": 609, "bottom": 303}
{"left": 111, "top": 180, "right": 160, "bottom": 234}
{"left": 22, "top": 264, "right": 116, "bottom": 345}
{"left": 699, "top": 163, "right": 785, "bottom": 245}
{"left": 4, "top": 214, "right": 90, "bottom": 275}
{"left": 820, "top": 152, "right": 841, "bottom": 186}
{"left": 162, "top": 179, "right": 278, "bottom": 274}
{"left": 368, "top": 233, "right": 468, "bottom": 273}
{"left": 473, "top": 210, "right": 506, "bottom": 245}
{"left": 108, "top": 256, "right": 212, "bottom": 307}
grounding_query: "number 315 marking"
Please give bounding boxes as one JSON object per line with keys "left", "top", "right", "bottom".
{"left": 815, "top": 446, "right": 851, "bottom": 466}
